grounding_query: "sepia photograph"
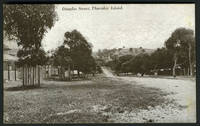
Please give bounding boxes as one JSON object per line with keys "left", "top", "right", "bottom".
{"left": 3, "top": 4, "right": 196, "bottom": 123}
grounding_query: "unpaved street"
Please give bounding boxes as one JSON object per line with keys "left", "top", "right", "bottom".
{"left": 3, "top": 68, "right": 196, "bottom": 123}
{"left": 101, "top": 67, "right": 115, "bottom": 78}
{"left": 101, "top": 67, "right": 196, "bottom": 122}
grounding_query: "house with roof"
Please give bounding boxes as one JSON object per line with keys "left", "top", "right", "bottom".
{"left": 3, "top": 37, "right": 19, "bottom": 81}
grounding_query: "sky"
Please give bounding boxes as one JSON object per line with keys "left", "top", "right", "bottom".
{"left": 42, "top": 4, "right": 195, "bottom": 52}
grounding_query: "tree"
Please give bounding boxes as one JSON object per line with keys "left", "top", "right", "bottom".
{"left": 114, "top": 55, "right": 133, "bottom": 74}
{"left": 81, "top": 55, "right": 97, "bottom": 76}
{"left": 165, "top": 27, "right": 195, "bottom": 76}
{"left": 150, "top": 47, "right": 173, "bottom": 70}
{"left": 53, "top": 45, "right": 72, "bottom": 80}
{"left": 3, "top": 5, "right": 57, "bottom": 86}
{"left": 63, "top": 29, "right": 95, "bottom": 76}
{"left": 129, "top": 54, "right": 152, "bottom": 76}
{"left": 129, "top": 48, "right": 133, "bottom": 52}
{"left": 178, "top": 29, "right": 195, "bottom": 76}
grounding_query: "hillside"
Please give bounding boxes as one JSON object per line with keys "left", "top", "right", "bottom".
{"left": 93, "top": 47, "right": 155, "bottom": 62}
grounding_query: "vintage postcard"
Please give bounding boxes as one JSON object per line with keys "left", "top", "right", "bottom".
{"left": 3, "top": 4, "right": 196, "bottom": 123}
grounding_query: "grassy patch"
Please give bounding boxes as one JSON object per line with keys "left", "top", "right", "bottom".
{"left": 5, "top": 85, "right": 42, "bottom": 91}
{"left": 4, "top": 75, "right": 171, "bottom": 123}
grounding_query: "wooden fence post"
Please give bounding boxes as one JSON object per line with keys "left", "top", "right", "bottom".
{"left": 8, "top": 64, "right": 10, "bottom": 81}
{"left": 33, "top": 66, "right": 34, "bottom": 86}
{"left": 26, "top": 65, "right": 28, "bottom": 86}
{"left": 24, "top": 66, "right": 26, "bottom": 86}
{"left": 22, "top": 66, "right": 24, "bottom": 87}
{"left": 15, "top": 63, "right": 16, "bottom": 81}
{"left": 38, "top": 65, "right": 40, "bottom": 86}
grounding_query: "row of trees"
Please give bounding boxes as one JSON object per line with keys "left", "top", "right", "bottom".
{"left": 4, "top": 5, "right": 57, "bottom": 86}
{"left": 49, "top": 30, "right": 97, "bottom": 80}
{"left": 106, "top": 28, "right": 195, "bottom": 77}
{"left": 4, "top": 5, "right": 99, "bottom": 85}
{"left": 106, "top": 48, "right": 173, "bottom": 76}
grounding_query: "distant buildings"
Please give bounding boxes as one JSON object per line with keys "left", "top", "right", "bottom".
{"left": 3, "top": 37, "right": 19, "bottom": 81}
{"left": 3, "top": 38, "right": 19, "bottom": 70}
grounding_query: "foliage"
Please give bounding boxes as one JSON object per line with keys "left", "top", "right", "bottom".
{"left": 150, "top": 47, "right": 173, "bottom": 69}
{"left": 16, "top": 48, "right": 48, "bottom": 67}
{"left": 165, "top": 28, "right": 194, "bottom": 57}
{"left": 96, "top": 65, "right": 103, "bottom": 73}
{"left": 165, "top": 27, "right": 195, "bottom": 75}
{"left": 129, "top": 54, "right": 152, "bottom": 75}
{"left": 63, "top": 29, "right": 96, "bottom": 74}
{"left": 114, "top": 55, "right": 133, "bottom": 73}
{"left": 53, "top": 45, "right": 72, "bottom": 67}
{"left": 51, "top": 29, "right": 96, "bottom": 77}
{"left": 3, "top": 4, "right": 57, "bottom": 66}
{"left": 104, "top": 28, "right": 195, "bottom": 76}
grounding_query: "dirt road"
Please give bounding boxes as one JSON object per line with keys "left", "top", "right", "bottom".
{"left": 3, "top": 67, "right": 196, "bottom": 123}
{"left": 101, "top": 67, "right": 115, "bottom": 77}
{"left": 101, "top": 67, "right": 196, "bottom": 123}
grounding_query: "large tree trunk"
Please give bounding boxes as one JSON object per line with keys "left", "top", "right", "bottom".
{"left": 77, "top": 68, "right": 80, "bottom": 77}
{"left": 32, "top": 67, "right": 34, "bottom": 86}
{"left": 58, "top": 67, "right": 60, "bottom": 79}
{"left": 38, "top": 65, "right": 40, "bottom": 86}
{"left": 35, "top": 66, "right": 37, "bottom": 85}
{"left": 15, "top": 64, "right": 17, "bottom": 81}
{"left": 68, "top": 65, "right": 71, "bottom": 81}
{"left": 25, "top": 65, "right": 28, "bottom": 86}
{"left": 24, "top": 66, "right": 26, "bottom": 86}
{"left": 173, "top": 53, "right": 178, "bottom": 77}
{"left": 61, "top": 67, "right": 65, "bottom": 80}
{"left": 8, "top": 64, "right": 10, "bottom": 81}
{"left": 60, "top": 66, "right": 64, "bottom": 79}
{"left": 57, "top": 67, "right": 59, "bottom": 78}
{"left": 48, "top": 65, "right": 49, "bottom": 78}
{"left": 183, "top": 68, "right": 186, "bottom": 76}
{"left": 188, "top": 44, "right": 193, "bottom": 76}
{"left": 22, "top": 66, "right": 24, "bottom": 87}
{"left": 27, "top": 66, "right": 30, "bottom": 85}
{"left": 49, "top": 65, "right": 50, "bottom": 77}
{"left": 45, "top": 65, "right": 47, "bottom": 78}
{"left": 72, "top": 64, "right": 74, "bottom": 78}
{"left": 57, "top": 67, "right": 59, "bottom": 76}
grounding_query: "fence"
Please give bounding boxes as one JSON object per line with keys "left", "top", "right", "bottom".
{"left": 4, "top": 66, "right": 46, "bottom": 84}
{"left": 4, "top": 70, "right": 22, "bottom": 81}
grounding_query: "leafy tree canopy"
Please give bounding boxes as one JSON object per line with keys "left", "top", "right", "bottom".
{"left": 3, "top": 5, "right": 57, "bottom": 66}
{"left": 63, "top": 29, "right": 95, "bottom": 73}
{"left": 4, "top": 4, "right": 57, "bottom": 48}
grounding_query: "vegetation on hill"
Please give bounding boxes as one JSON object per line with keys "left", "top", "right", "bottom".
{"left": 97, "top": 28, "right": 195, "bottom": 77}
{"left": 94, "top": 47, "right": 155, "bottom": 66}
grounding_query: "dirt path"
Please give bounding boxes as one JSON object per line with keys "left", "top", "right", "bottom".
{"left": 115, "top": 76, "right": 196, "bottom": 122}
{"left": 100, "top": 67, "right": 196, "bottom": 122}
{"left": 101, "top": 67, "right": 115, "bottom": 78}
